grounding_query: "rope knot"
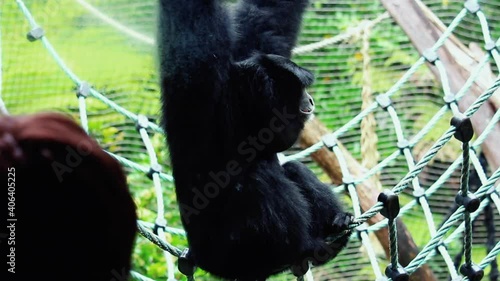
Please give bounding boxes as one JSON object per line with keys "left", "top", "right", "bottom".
{"left": 178, "top": 249, "right": 197, "bottom": 276}
{"left": 451, "top": 115, "right": 474, "bottom": 143}
{"left": 136, "top": 114, "right": 150, "bottom": 131}
{"left": 464, "top": 0, "right": 481, "bottom": 14}
{"left": 423, "top": 49, "right": 438, "bottom": 64}
{"left": 455, "top": 191, "right": 480, "bottom": 213}
{"left": 77, "top": 82, "right": 90, "bottom": 98}
{"left": 147, "top": 163, "right": 162, "bottom": 180}
{"left": 375, "top": 94, "right": 392, "bottom": 110}
{"left": 378, "top": 190, "right": 400, "bottom": 221}
{"left": 385, "top": 265, "right": 409, "bottom": 281}
{"left": 27, "top": 26, "right": 44, "bottom": 41}
{"left": 459, "top": 263, "right": 484, "bottom": 281}
{"left": 321, "top": 133, "right": 338, "bottom": 149}
{"left": 291, "top": 261, "right": 310, "bottom": 278}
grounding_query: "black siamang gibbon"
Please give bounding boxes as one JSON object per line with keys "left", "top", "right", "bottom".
{"left": 157, "top": 0, "right": 352, "bottom": 280}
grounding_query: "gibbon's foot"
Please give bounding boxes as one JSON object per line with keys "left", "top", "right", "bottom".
{"left": 292, "top": 213, "right": 354, "bottom": 272}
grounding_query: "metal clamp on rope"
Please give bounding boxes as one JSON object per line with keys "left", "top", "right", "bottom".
{"left": 77, "top": 82, "right": 90, "bottom": 98}
{"left": 397, "top": 139, "right": 410, "bottom": 153}
{"left": 455, "top": 191, "right": 480, "bottom": 213}
{"left": 385, "top": 265, "right": 409, "bottom": 281}
{"left": 342, "top": 175, "right": 355, "bottom": 191}
{"left": 464, "top": 0, "right": 481, "bottom": 14}
{"left": 153, "top": 218, "right": 167, "bottom": 235}
{"left": 178, "top": 249, "right": 197, "bottom": 276}
{"left": 153, "top": 223, "right": 166, "bottom": 235}
{"left": 450, "top": 115, "right": 474, "bottom": 142}
{"left": 413, "top": 189, "right": 426, "bottom": 204}
{"left": 423, "top": 49, "right": 438, "bottom": 65}
{"left": 355, "top": 224, "right": 368, "bottom": 241}
{"left": 27, "top": 26, "right": 45, "bottom": 42}
{"left": 136, "top": 114, "right": 150, "bottom": 131}
{"left": 486, "top": 186, "right": 498, "bottom": 198}
{"left": 378, "top": 190, "right": 400, "bottom": 221}
{"left": 376, "top": 94, "right": 392, "bottom": 110}
{"left": 443, "top": 93, "right": 457, "bottom": 107}
{"left": 147, "top": 163, "right": 162, "bottom": 180}
{"left": 484, "top": 40, "right": 498, "bottom": 54}
{"left": 436, "top": 241, "right": 448, "bottom": 250}
{"left": 322, "top": 133, "right": 337, "bottom": 150}
{"left": 460, "top": 263, "right": 484, "bottom": 281}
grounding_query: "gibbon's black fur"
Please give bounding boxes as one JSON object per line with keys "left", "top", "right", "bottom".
{"left": 158, "top": 0, "right": 352, "bottom": 280}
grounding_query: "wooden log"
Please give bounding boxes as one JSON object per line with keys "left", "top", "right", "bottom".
{"left": 380, "top": 0, "right": 500, "bottom": 172}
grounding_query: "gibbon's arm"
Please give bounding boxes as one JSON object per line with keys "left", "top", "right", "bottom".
{"left": 157, "top": 0, "right": 234, "bottom": 171}
{"left": 157, "top": 0, "right": 232, "bottom": 92}
{"left": 232, "top": 0, "right": 310, "bottom": 60}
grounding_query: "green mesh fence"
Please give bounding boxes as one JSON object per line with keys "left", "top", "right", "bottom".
{"left": 1, "top": 0, "right": 499, "bottom": 280}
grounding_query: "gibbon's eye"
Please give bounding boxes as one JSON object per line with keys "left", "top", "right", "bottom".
{"left": 299, "top": 90, "right": 315, "bottom": 115}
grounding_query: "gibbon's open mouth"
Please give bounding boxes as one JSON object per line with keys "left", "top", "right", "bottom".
{"left": 300, "top": 93, "right": 315, "bottom": 115}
